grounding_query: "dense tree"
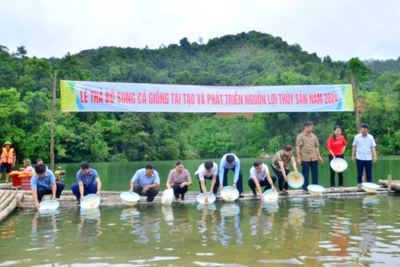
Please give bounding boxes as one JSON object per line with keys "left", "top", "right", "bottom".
{"left": 0, "top": 32, "right": 399, "bottom": 162}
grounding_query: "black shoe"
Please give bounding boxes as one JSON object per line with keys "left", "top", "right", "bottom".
{"left": 239, "top": 194, "right": 244, "bottom": 198}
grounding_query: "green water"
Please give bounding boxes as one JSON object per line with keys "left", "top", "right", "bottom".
{"left": 52, "top": 156, "right": 400, "bottom": 191}
{"left": 1, "top": 195, "right": 399, "bottom": 266}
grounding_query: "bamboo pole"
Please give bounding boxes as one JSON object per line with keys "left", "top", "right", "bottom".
{"left": 350, "top": 70, "right": 365, "bottom": 182}
{"left": 0, "top": 191, "right": 17, "bottom": 211}
{"left": 15, "top": 194, "right": 24, "bottom": 209}
{"left": 50, "top": 73, "right": 57, "bottom": 171}
{"left": 350, "top": 70, "right": 361, "bottom": 131}
{"left": 0, "top": 190, "right": 12, "bottom": 204}
{"left": 379, "top": 179, "right": 400, "bottom": 191}
{"left": 0, "top": 193, "right": 24, "bottom": 223}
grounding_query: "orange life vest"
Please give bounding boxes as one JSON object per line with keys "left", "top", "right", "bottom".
{"left": 1, "top": 147, "right": 14, "bottom": 164}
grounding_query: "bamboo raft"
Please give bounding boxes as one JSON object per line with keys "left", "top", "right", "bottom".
{"left": 0, "top": 184, "right": 390, "bottom": 223}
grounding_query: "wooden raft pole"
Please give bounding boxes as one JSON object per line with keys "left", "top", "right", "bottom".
{"left": 0, "top": 190, "right": 12, "bottom": 204}
{"left": 0, "top": 191, "right": 18, "bottom": 211}
{"left": 0, "top": 192, "right": 24, "bottom": 223}
{"left": 379, "top": 179, "right": 400, "bottom": 191}
{"left": 388, "top": 174, "right": 392, "bottom": 192}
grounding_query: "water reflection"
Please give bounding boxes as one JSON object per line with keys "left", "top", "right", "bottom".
{"left": 250, "top": 202, "right": 275, "bottom": 236}
{"left": 77, "top": 209, "right": 102, "bottom": 248}
{"left": 218, "top": 203, "right": 243, "bottom": 246}
{"left": 197, "top": 203, "right": 218, "bottom": 247}
{"left": 263, "top": 201, "right": 279, "bottom": 213}
{"left": 129, "top": 205, "right": 161, "bottom": 243}
{"left": 288, "top": 207, "right": 306, "bottom": 228}
{"left": 1, "top": 219, "right": 16, "bottom": 239}
{"left": 168, "top": 205, "right": 193, "bottom": 242}
{"left": 30, "top": 211, "right": 58, "bottom": 248}
{"left": 362, "top": 195, "right": 380, "bottom": 205}
{"left": 307, "top": 197, "right": 326, "bottom": 208}
{"left": 1, "top": 196, "right": 400, "bottom": 266}
{"left": 162, "top": 205, "right": 174, "bottom": 224}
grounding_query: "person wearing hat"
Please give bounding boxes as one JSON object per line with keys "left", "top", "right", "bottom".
{"left": 0, "top": 141, "right": 16, "bottom": 184}
{"left": 23, "top": 159, "right": 34, "bottom": 174}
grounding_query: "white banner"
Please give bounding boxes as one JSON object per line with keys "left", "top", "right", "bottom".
{"left": 61, "top": 81, "right": 354, "bottom": 112}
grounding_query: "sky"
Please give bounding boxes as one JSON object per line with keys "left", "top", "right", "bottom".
{"left": 1, "top": 0, "right": 399, "bottom": 61}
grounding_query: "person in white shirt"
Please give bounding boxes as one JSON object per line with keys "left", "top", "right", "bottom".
{"left": 195, "top": 161, "right": 219, "bottom": 203}
{"left": 351, "top": 123, "right": 377, "bottom": 188}
{"left": 248, "top": 161, "right": 276, "bottom": 201}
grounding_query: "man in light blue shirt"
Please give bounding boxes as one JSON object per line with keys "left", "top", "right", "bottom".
{"left": 219, "top": 153, "right": 243, "bottom": 198}
{"left": 71, "top": 162, "right": 102, "bottom": 205}
{"left": 352, "top": 123, "right": 378, "bottom": 187}
{"left": 130, "top": 164, "right": 160, "bottom": 202}
{"left": 30, "top": 164, "right": 65, "bottom": 210}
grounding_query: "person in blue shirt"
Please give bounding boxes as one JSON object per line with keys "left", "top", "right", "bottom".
{"left": 71, "top": 162, "right": 102, "bottom": 205}
{"left": 130, "top": 164, "right": 160, "bottom": 202}
{"left": 219, "top": 153, "right": 244, "bottom": 198}
{"left": 30, "top": 164, "right": 65, "bottom": 210}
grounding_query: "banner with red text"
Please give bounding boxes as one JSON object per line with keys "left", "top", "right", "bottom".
{"left": 60, "top": 81, "right": 354, "bottom": 112}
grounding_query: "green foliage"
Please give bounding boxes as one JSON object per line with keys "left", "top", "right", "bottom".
{"left": 1, "top": 31, "right": 400, "bottom": 162}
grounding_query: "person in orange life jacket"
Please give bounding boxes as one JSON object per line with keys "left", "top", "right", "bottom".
{"left": 0, "top": 141, "right": 16, "bottom": 184}
{"left": 30, "top": 164, "right": 65, "bottom": 210}
{"left": 71, "top": 162, "right": 102, "bottom": 205}
{"left": 327, "top": 125, "right": 347, "bottom": 190}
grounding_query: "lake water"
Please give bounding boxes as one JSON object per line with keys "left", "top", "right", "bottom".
{"left": 50, "top": 157, "right": 400, "bottom": 191}
{"left": 1, "top": 195, "right": 399, "bottom": 266}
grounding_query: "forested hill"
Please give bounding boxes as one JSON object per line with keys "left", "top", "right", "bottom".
{"left": 365, "top": 58, "right": 400, "bottom": 74}
{"left": 1, "top": 31, "right": 400, "bottom": 163}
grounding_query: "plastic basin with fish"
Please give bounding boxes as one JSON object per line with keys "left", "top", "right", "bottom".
{"left": 161, "top": 188, "right": 174, "bottom": 205}
{"left": 196, "top": 192, "right": 216, "bottom": 204}
{"left": 307, "top": 184, "right": 325, "bottom": 196}
{"left": 39, "top": 200, "right": 60, "bottom": 211}
{"left": 120, "top": 192, "right": 140, "bottom": 206}
{"left": 287, "top": 171, "right": 304, "bottom": 189}
{"left": 262, "top": 189, "right": 278, "bottom": 202}
{"left": 81, "top": 194, "right": 101, "bottom": 209}
{"left": 221, "top": 186, "right": 239, "bottom": 202}
{"left": 362, "top": 182, "right": 379, "bottom": 193}
{"left": 330, "top": 158, "right": 348, "bottom": 173}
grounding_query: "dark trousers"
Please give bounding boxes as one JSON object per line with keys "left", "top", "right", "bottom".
{"left": 196, "top": 174, "right": 219, "bottom": 194}
{"left": 171, "top": 184, "right": 188, "bottom": 199}
{"left": 248, "top": 176, "right": 277, "bottom": 194}
{"left": 302, "top": 161, "right": 319, "bottom": 191}
{"left": 222, "top": 167, "right": 243, "bottom": 194}
{"left": 356, "top": 159, "right": 373, "bottom": 183}
{"left": 37, "top": 183, "right": 65, "bottom": 202}
{"left": 71, "top": 182, "right": 98, "bottom": 201}
{"left": 133, "top": 184, "right": 159, "bottom": 202}
{"left": 271, "top": 165, "right": 289, "bottom": 191}
{"left": 329, "top": 155, "right": 344, "bottom": 187}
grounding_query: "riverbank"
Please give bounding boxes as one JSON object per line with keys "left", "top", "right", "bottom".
{"left": 0, "top": 186, "right": 389, "bottom": 209}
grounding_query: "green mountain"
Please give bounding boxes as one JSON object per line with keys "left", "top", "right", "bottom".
{"left": 1, "top": 31, "right": 400, "bottom": 163}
